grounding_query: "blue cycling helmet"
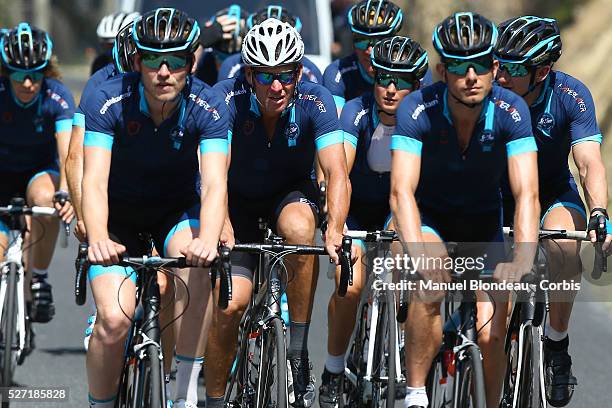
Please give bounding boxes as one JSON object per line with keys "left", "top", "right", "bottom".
{"left": 495, "top": 16, "right": 561, "bottom": 65}
{"left": 433, "top": 12, "right": 498, "bottom": 59}
{"left": 112, "top": 15, "right": 140, "bottom": 73}
{"left": 133, "top": 8, "right": 200, "bottom": 53}
{"left": 371, "top": 36, "right": 428, "bottom": 79}
{"left": 247, "top": 6, "right": 302, "bottom": 33}
{"left": 211, "top": 5, "right": 250, "bottom": 54}
{"left": 348, "top": 0, "right": 403, "bottom": 37}
{"left": 1, "top": 23, "right": 53, "bottom": 71}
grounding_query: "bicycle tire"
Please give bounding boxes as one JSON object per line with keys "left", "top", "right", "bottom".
{"left": 425, "top": 352, "right": 447, "bottom": 408}
{"left": 257, "top": 317, "right": 287, "bottom": 408}
{"left": 371, "top": 290, "right": 396, "bottom": 408}
{"left": 1, "top": 262, "right": 18, "bottom": 388}
{"left": 455, "top": 344, "right": 485, "bottom": 408}
{"left": 518, "top": 324, "right": 543, "bottom": 408}
{"left": 142, "top": 342, "right": 164, "bottom": 408}
{"left": 345, "top": 299, "right": 370, "bottom": 407}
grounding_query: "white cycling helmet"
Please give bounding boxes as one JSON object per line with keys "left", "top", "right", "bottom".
{"left": 241, "top": 18, "right": 304, "bottom": 67}
{"left": 97, "top": 12, "right": 140, "bottom": 42}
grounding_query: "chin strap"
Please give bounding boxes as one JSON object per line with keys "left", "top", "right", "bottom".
{"left": 520, "top": 69, "right": 540, "bottom": 97}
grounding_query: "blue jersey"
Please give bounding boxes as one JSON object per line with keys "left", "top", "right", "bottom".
{"left": 81, "top": 74, "right": 228, "bottom": 202}
{"left": 73, "top": 63, "right": 119, "bottom": 129}
{"left": 526, "top": 70, "right": 602, "bottom": 196}
{"left": 0, "top": 77, "right": 75, "bottom": 172}
{"left": 214, "top": 78, "right": 342, "bottom": 199}
{"left": 391, "top": 82, "right": 536, "bottom": 213}
{"left": 195, "top": 51, "right": 219, "bottom": 87}
{"left": 217, "top": 53, "right": 323, "bottom": 85}
{"left": 341, "top": 92, "right": 391, "bottom": 203}
{"left": 323, "top": 53, "right": 434, "bottom": 111}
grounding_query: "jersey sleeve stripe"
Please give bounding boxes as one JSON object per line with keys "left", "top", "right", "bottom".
{"left": 72, "top": 113, "right": 85, "bottom": 129}
{"left": 55, "top": 119, "right": 73, "bottom": 133}
{"left": 571, "top": 134, "right": 602, "bottom": 146}
{"left": 199, "top": 138, "right": 229, "bottom": 155}
{"left": 390, "top": 135, "right": 422, "bottom": 156}
{"left": 227, "top": 129, "right": 233, "bottom": 144}
{"left": 315, "top": 130, "right": 344, "bottom": 150}
{"left": 332, "top": 95, "right": 346, "bottom": 111}
{"left": 506, "top": 137, "right": 537, "bottom": 157}
{"left": 84, "top": 131, "right": 113, "bottom": 150}
{"left": 344, "top": 131, "right": 358, "bottom": 148}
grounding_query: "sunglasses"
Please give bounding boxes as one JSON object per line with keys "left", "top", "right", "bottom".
{"left": 375, "top": 73, "right": 415, "bottom": 91}
{"left": 499, "top": 62, "right": 530, "bottom": 77}
{"left": 141, "top": 53, "right": 191, "bottom": 70}
{"left": 353, "top": 38, "right": 377, "bottom": 51}
{"left": 9, "top": 70, "right": 44, "bottom": 82}
{"left": 253, "top": 70, "right": 297, "bottom": 86}
{"left": 445, "top": 56, "right": 494, "bottom": 76}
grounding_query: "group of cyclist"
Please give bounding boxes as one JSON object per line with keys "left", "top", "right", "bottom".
{"left": 0, "top": 1, "right": 610, "bottom": 408}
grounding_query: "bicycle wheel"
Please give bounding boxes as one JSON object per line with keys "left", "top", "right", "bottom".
{"left": 345, "top": 298, "right": 370, "bottom": 407}
{"left": 116, "top": 325, "right": 142, "bottom": 408}
{"left": 257, "top": 317, "right": 287, "bottom": 408}
{"left": 142, "top": 343, "right": 165, "bottom": 408}
{"left": 517, "top": 325, "right": 543, "bottom": 408}
{"left": 1, "top": 262, "right": 18, "bottom": 388}
{"left": 371, "top": 290, "right": 396, "bottom": 408}
{"left": 426, "top": 352, "right": 447, "bottom": 408}
{"left": 454, "top": 344, "right": 485, "bottom": 408}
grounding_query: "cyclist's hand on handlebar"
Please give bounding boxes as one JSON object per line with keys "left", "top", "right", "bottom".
{"left": 494, "top": 261, "right": 532, "bottom": 283}
{"left": 180, "top": 237, "right": 218, "bottom": 267}
{"left": 88, "top": 239, "right": 126, "bottom": 266}
{"left": 53, "top": 191, "right": 75, "bottom": 224}
{"left": 74, "top": 220, "right": 87, "bottom": 242}
{"left": 587, "top": 212, "right": 612, "bottom": 253}
{"left": 324, "top": 229, "right": 344, "bottom": 264}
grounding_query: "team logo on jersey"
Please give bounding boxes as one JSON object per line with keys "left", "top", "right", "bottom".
{"left": 537, "top": 112, "right": 555, "bottom": 135}
{"left": 243, "top": 119, "right": 254, "bottom": 136}
{"left": 285, "top": 122, "right": 300, "bottom": 147}
{"left": 127, "top": 121, "right": 141, "bottom": 136}
{"left": 1, "top": 111, "right": 13, "bottom": 123}
{"left": 478, "top": 132, "right": 495, "bottom": 152}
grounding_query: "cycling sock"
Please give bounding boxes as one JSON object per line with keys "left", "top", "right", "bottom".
{"left": 88, "top": 394, "right": 116, "bottom": 407}
{"left": 545, "top": 333, "right": 569, "bottom": 351}
{"left": 174, "top": 355, "right": 204, "bottom": 404}
{"left": 288, "top": 321, "right": 310, "bottom": 358}
{"left": 324, "top": 353, "right": 345, "bottom": 374}
{"left": 404, "top": 386, "right": 428, "bottom": 407}
{"left": 32, "top": 268, "right": 48, "bottom": 279}
{"left": 545, "top": 322, "right": 568, "bottom": 343}
{"left": 205, "top": 394, "right": 225, "bottom": 408}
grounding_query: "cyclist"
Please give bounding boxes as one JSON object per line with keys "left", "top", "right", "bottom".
{"left": 318, "top": 35, "right": 429, "bottom": 407}
{"left": 0, "top": 23, "right": 75, "bottom": 326}
{"left": 389, "top": 13, "right": 540, "bottom": 408}
{"left": 195, "top": 4, "right": 249, "bottom": 86}
{"left": 217, "top": 5, "right": 324, "bottom": 85}
{"left": 91, "top": 11, "right": 140, "bottom": 75}
{"left": 323, "top": 0, "right": 432, "bottom": 115}
{"left": 495, "top": 16, "right": 611, "bottom": 407}
{"left": 206, "top": 18, "right": 349, "bottom": 408}
{"left": 79, "top": 8, "right": 229, "bottom": 408}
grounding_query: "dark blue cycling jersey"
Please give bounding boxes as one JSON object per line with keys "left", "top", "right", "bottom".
{"left": 217, "top": 53, "right": 323, "bottom": 84}
{"left": 341, "top": 92, "right": 391, "bottom": 203}
{"left": 195, "top": 51, "right": 219, "bottom": 86}
{"left": 323, "top": 53, "right": 434, "bottom": 111}
{"left": 0, "top": 77, "right": 75, "bottom": 172}
{"left": 73, "top": 62, "right": 119, "bottom": 129}
{"left": 213, "top": 78, "right": 342, "bottom": 199}
{"left": 80, "top": 74, "right": 228, "bottom": 202}
{"left": 522, "top": 70, "right": 601, "bottom": 196}
{"left": 391, "top": 82, "right": 536, "bottom": 213}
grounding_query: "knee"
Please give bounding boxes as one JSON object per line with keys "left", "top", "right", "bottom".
{"left": 277, "top": 216, "right": 315, "bottom": 244}
{"left": 28, "top": 188, "right": 54, "bottom": 207}
{"left": 213, "top": 297, "right": 248, "bottom": 329}
{"left": 94, "top": 307, "right": 132, "bottom": 346}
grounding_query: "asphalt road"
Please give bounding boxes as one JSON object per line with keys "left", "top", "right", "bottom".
{"left": 7, "top": 235, "right": 611, "bottom": 407}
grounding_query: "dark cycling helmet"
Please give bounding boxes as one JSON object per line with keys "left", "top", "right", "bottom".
{"left": 433, "top": 12, "right": 498, "bottom": 59}
{"left": 1, "top": 23, "right": 52, "bottom": 71}
{"left": 348, "top": 0, "right": 403, "bottom": 37}
{"left": 133, "top": 8, "right": 200, "bottom": 53}
{"left": 371, "top": 36, "right": 428, "bottom": 79}
{"left": 112, "top": 16, "right": 139, "bottom": 73}
{"left": 247, "top": 5, "right": 302, "bottom": 32}
{"left": 211, "top": 5, "right": 249, "bottom": 54}
{"left": 495, "top": 16, "right": 561, "bottom": 65}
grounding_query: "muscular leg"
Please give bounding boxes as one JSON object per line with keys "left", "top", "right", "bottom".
{"left": 25, "top": 172, "right": 60, "bottom": 270}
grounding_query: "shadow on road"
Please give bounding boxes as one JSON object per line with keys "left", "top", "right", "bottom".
{"left": 40, "top": 347, "right": 86, "bottom": 356}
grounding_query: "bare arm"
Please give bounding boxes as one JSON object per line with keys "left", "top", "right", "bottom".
{"left": 66, "top": 125, "right": 85, "bottom": 221}
{"left": 572, "top": 141, "right": 608, "bottom": 213}
{"left": 198, "top": 152, "right": 228, "bottom": 248}
{"left": 82, "top": 145, "right": 111, "bottom": 243}
{"left": 55, "top": 129, "right": 71, "bottom": 192}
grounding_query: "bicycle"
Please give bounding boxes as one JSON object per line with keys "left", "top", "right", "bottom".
{"left": 341, "top": 229, "right": 403, "bottom": 408}
{"left": 74, "top": 238, "right": 232, "bottom": 408}
{"left": 225, "top": 222, "right": 352, "bottom": 408}
{"left": 0, "top": 197, "right": 69, "bottom": 397}
{"left": 499, "top": 227, "right": 600, "bottom": 408}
